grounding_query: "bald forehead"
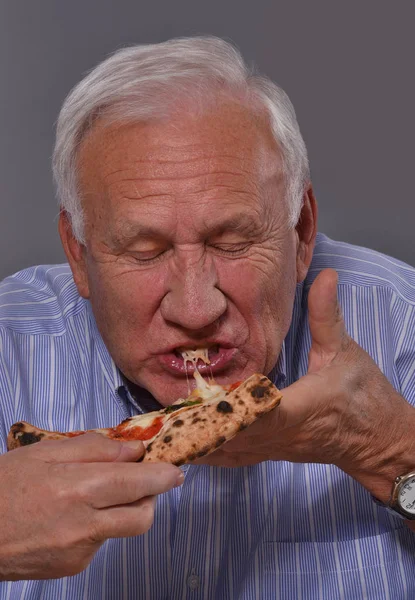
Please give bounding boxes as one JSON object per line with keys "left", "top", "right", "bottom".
{"left": 78, "top": 100, "right": 283, "bottom": 189}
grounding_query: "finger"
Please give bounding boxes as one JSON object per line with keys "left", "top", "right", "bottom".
{"left": 32, "top": 432, "right": 145, "bottom": 464}
{"left": 59, "top": 461, "right": 184, "bottom": 508}
{"left": 95, "top": 496, "right": 157, "bottom": 539}
{"left": 308, "top": 269, "right": 346, "bottom": 354}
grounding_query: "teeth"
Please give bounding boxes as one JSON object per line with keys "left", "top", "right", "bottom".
{"left": 173, "top": 346, "right": 219, "bottom": 358}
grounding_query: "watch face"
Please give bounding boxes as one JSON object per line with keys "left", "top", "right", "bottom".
{"left": 398, "top": 476, "right": 415, "bottom": 515}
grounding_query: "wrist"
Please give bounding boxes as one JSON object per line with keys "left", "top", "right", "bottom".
{"left": 338, "top": 401, "right": 415, "bottom": 503}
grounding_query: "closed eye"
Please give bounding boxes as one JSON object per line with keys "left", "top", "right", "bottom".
{"left": 129, "top": 249, "right": 169, "bottom": 265}
{"left": 209, "top": 243, "right": 252, "bottom": 256}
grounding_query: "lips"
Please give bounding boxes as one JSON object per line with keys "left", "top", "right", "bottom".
{"left": 158, "top": 345, "right": 237, "bottom": 375}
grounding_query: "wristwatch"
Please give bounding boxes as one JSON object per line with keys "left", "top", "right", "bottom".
{"left": 373, "top": 471, "right": 415, "bottom": 520}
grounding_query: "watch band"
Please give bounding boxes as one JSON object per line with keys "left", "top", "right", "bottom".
{"left": 371, "top": 470, "right": 415, "bottom": 521}
{"left": 371, "top": 494, "right": 407, "bottom": 519}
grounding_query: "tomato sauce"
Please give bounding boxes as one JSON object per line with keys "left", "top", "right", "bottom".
{"left": 111, "top": 416, "right": 164, "bottom": 441}
{"left": 227, "top": 381, "right": 242, "bottom": 393}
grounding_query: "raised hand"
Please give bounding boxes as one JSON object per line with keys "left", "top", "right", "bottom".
{"left": 200, "top": 269, "right": 415, "bottom": 504}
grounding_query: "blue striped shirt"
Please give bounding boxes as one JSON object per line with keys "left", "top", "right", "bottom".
{"left": 1, "top": 233, "right": 415, "bottom": 599}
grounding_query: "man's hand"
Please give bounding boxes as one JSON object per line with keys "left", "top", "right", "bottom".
{"left": 200, "top": 269, "right": 415, "bottom": 503}
{"left": 0, "top": 433, "right": 183, "bottom": 581}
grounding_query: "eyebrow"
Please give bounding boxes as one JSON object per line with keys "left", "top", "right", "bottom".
{"left": 108, "top": 223, "right": 162, "bottom": 249}
{"left": 108, "top": 213, "right": 261, "bottom": 249}
{"left": 205, "top": 214, "right": 260, "bottom": 236}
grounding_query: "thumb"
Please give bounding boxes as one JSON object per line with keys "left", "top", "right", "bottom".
{"left": 276, "top": 373, "right": 325, "bottom": 429}
{"left": 308, "top": 268, "right": 346, "bottom": 354}
{"left": 33, "top": 432, "right": 145, "bottom": 464}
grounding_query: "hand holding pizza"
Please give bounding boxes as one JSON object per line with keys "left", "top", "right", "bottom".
{"left": 0, "top": 433, "right": 183, "bottom": 581}
{"left": 200, "top": 269, "right": 415, "bottom": 503}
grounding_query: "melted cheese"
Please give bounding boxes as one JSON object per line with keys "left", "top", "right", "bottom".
{"left": 181, "top": 348, "right": 211, "bottom": 366}
{"left": 120, "top": 411, "right": 161, "bottom": 433}
{"left": 181, "top": 348, "right": 227, "bottom": 401}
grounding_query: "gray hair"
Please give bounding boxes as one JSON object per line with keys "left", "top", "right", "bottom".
{"left": 53, "top": 36, "right": 310, "bottom": 244}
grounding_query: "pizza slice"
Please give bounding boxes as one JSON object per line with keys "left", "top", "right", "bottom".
{"left": 7, "top": 372, "right": 282, "bottom": 466}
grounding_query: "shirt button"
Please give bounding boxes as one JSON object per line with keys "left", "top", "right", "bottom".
{"left": 187, "top": 574, "right": 200, "bottom": 590}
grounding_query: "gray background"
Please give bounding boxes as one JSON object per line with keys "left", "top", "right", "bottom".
{"left": 0, "top": 0, "right": 413, "bottom": 280}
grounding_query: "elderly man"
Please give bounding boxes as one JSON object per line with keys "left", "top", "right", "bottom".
{"left": 1, "top": 36, "right": 414, "bottom": 599}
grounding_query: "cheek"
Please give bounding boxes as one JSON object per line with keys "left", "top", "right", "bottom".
{"left": 87, "top": 264, "right": 165, "bottom": 333}
{"left": 217, "top": 256, "right": 295, "bottom": 320}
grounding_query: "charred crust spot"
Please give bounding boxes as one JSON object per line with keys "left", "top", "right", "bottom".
{"left": 174, "top": 459, "right": 185, "bottom": 467}
{"left": 217, "top": 401, "right": 233, "bottom": 414}
{"left": 192, "top": 417, "right": 201, "bottom": 424}
{"left": 238, "top": 400, "right": 245, "bottom": 405}
{"left": 215, "top": 436, "right": 226, "bottom": 448}
{"left": 251, "top": 385, "right": 269, "bottom": 399}
{"left": 137, "top": 455, "right": 144, "bottom": 463}
{"left": 11, "top": 423, "right": 25, "bottom": 436}
{"left": 17, "top": 431, "right": 44, "bottom": 446}
{"left": 163, "top": 435, "right": 172, "bottom": 443}
{"left": 238, "top": 423, "right": 248, "bottom": 432}
{"left": 146, "top": 443, "right": 153, "bottom": 453}
{"left": 173, "top": 419, "right": 184, "bottom": 427}
{"left": 255, "top": 410, "right": 266, "bottom": 418}
{"left": 187, "top": 453, "right": 196, "bottom": 461}
{"left": 260, "top": 377, "right": 268, "bottom": 383}
{"left": 197, "top": 448, "right": 209, "bottom": 458}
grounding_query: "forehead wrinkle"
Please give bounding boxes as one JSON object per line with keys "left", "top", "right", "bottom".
{"left": 104, "top": 173, "right": 265, "bottom": 214}
{"left": 103, "top": 161, "right": 262, "bottom": 187}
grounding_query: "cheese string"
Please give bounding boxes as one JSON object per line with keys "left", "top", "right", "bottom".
{"left": 181, "top": 348, "right": 212, "bottom": 395}
{"left": 185, "top": 363, "right": 190, "bottom": 396}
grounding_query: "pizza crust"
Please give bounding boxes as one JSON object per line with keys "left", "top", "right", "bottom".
{"left": 7, "top": 374, "right": 282, "bottom": 465}
{"left": 143, "top": 374, "right": 282, "bottom": 465}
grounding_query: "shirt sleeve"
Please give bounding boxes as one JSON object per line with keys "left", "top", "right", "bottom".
{"left": 0, "top": 327, "right": 15, "bottom": 453}
{"left": 392, "top": 297, "right": 415, "bottom": 406}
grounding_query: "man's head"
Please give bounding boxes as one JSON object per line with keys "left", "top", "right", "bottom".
{"left": 54, "top": 36, "right": 317, "bottom": 404}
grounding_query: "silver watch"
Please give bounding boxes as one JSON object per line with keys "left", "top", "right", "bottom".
{"left": 373, "top": 471, "right": 415, "bottom": 520}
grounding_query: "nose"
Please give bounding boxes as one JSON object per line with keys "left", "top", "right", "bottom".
{"left": 160, "top": 247, "right": 227, "bottom": 331}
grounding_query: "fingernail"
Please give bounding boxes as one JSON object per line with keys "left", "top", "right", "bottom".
{"left": 175, "top": 470, "right": 185, "bottom": 487}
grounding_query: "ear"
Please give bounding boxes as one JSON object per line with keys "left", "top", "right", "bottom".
{"left": 295, "top": 185, "right": 318, "bottom": 283}
{"left": 58, "top": 211, "right": 90, "bottom": 298}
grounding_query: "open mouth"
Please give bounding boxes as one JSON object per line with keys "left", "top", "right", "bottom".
{"left": 173, "top": 345, "right": 220, "bottom": 361}
{"left": 160, "top": 345, "right": 235, "bottom": 375}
